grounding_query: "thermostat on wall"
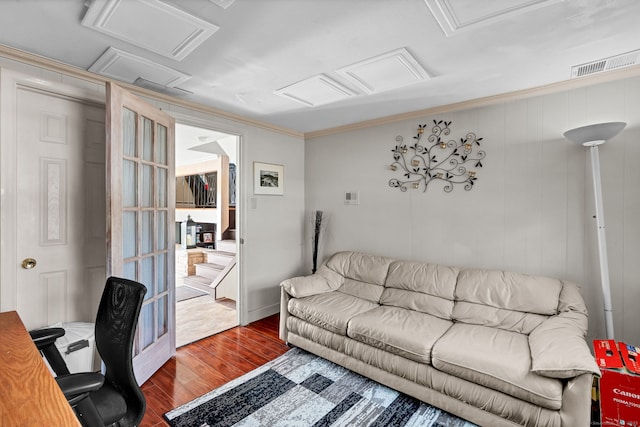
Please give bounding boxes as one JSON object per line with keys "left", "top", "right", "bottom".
{"left": 345, "top": 191, "right": 359, "bottom": 205}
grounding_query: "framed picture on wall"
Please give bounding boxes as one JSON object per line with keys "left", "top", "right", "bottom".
{"left": 254, "top": 162, "right": 284, "bottom": 195}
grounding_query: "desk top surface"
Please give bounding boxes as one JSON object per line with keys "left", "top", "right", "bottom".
{"left": 0, "top": 311, "right": 80, "bottom": 426}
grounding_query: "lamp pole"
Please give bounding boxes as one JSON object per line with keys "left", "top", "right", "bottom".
{"left": 588, "top": 143, "right": 614, "bottom": 339}
{"left": 563, "top": 122, "right": 625, "bottom": 340}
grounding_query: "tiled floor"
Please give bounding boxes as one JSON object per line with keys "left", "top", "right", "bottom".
{"left": 175, "top": 295, "right": 238, "bottom": 347}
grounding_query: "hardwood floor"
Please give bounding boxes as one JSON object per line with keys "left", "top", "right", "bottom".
{"left": 140, "top": 314, "right": 289, "bottom": 426}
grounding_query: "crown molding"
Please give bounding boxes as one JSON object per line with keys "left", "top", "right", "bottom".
{"left": 0, "top": 44, "right": 304, "bottom": 140}
{"left": 3, "top": 43, "right": 639, "bottom": 142}
{"left": 304, "top": 64, "right": 640, "bottom": 140}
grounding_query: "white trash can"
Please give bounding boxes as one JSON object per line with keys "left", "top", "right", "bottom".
{"left": 46, "top": 322, "right": 98, "bottom": 374}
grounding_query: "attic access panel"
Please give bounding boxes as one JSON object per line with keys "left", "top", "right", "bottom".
{"left": 82, "top": 0, "right": 219, "bottom": 60}
{"left": 275, "top": 74, "right": 356, "bottom": 107}
{"left": 424, "top": 0, "right": 563, "bottom": 37}
{"left": 336, "top": 48, "right": 430, "bottom": 95}
{"left": 88, "top": 47, "right": 191, "bottom": 88}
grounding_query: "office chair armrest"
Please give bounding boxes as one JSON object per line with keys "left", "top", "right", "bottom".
{"left": 29, "top": 327, "right": 71, "bottom": 376}
{"left": 29, "top": 327, "right": 66, "bottom": 350}
{"left": 56, "top": 373, "right": 105, "bottom": 405}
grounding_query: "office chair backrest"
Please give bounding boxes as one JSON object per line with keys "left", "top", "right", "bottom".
{"left": 95, "top": 276, "right": 147, "bottom": 426}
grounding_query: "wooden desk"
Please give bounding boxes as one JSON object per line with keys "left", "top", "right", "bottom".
{"left": 0, "top": 311, "right": 80, "bottom": 426}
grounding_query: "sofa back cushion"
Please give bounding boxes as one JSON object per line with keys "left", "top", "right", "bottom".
{"left": 453, "top": 269, "right": 562, "bottom": 334}
{"left": 380, "top": 261, "right": 459, "bottom": 320}
{"left": 325, "top": 251, "right": 394, "bottom": 302}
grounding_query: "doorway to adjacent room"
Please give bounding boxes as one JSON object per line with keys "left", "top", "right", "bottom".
{"left": 174, "top": 123, "right": 240, "bottom": 347}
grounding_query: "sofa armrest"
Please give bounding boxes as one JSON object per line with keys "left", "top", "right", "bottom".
{"left": 280, "top": 266, "right": 344, "bottom": 298}
{"left": 529, "top": 311, "right": 600, "bottom": 379}
{"left": 279, "top": 288, "right": 292, "bottom": 342}
{"left": 280, "top": 275, "right": 331, "bottom": 298}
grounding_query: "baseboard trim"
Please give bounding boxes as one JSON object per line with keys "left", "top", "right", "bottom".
{"left": 246, "top": 302, "right": 279, "bottom": 324}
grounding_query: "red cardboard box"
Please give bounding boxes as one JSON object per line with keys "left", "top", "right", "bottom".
{"left": 619, "top": 343, "right": 640, "bottom": 375}
{"left": 593, "top": 340, "right": 640, "bottom": 426}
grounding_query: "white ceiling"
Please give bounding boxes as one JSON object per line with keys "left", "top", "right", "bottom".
{"left": 1, "top": 0, "right": 639, "bottom": 133}
{"left": 175, "top": 123, "right": 237, "bottom": 166}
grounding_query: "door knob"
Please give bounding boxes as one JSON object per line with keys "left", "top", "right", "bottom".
{"left": 21, "top": 258, "right": 37, "bottom": 269}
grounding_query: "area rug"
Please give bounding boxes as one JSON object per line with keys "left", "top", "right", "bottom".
{"left": 164, "top": 347, "right": 477, "bottom": 427}
{"left": 176, "top": 285, "right": 208, "bottom": 302}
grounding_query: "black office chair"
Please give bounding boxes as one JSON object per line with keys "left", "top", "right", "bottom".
{"left": 30, "top": 277, "right": 147, "bottom": 427}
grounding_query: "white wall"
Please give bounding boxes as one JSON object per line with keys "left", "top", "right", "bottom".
{"left": 241, "top": 126, "right": 306, "bottom": 320}
{"left": 305, "top": 76, "right": 640, "bottom": 346}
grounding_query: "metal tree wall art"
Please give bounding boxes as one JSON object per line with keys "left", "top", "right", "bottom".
{"left": 389, "top": 120, "right": 486, "bottom": 193}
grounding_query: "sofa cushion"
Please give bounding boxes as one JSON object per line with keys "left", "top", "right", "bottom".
{"left": 324, "top": 252, "right": 393, "bottom": 302}
{"left": 453, "top": 269, "right": 562, "bottom": 333}
{"left": 287, "top": 291, "right": 378, "bottom": 336}
{"left": 456, "top": 269, "right": 562, "bottom": 315}
{"left": 431, "top": 323, "right": 563, "bottom": 410}
{"left": 325, "top": 251, "right": 394, "bottom": 286}
{"left": 557, "top": 280, "right": 588, "bottom": 318}
{"left": 452, "top": 302, "right": 549, "bottom": 335}
{"left": 338, "top": 278, "right": 385, "bottom": 303}
{"left": 380, "top": 261, "right": 458, "bottom": 320}
{"left": 347, "top": 306, "right": 452, "bottom": 364}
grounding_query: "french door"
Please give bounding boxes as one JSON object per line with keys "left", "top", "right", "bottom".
{"left": 106, "top": 82, "right": 176, "bottom": 383}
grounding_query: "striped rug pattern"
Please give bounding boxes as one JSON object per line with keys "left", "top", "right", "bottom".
{"left": 165, "top": 347, "right": 477, "bottom": 427}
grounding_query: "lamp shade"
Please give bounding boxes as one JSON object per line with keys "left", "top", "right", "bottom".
{"left": 563, "top": 122, "right": 626, "bottom": 146}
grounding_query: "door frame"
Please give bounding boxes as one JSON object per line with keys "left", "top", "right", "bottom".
{"left": 169, "top": 112, "right": 247, "bottom": 326}
{"left": 0, "top": 69, "right": 105, "bottom": 312}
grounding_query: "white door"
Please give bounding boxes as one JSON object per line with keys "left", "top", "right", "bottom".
{"left": 106, "top": 82, "right": 176, "bottom": 384}
{"left": 0, "top": 72, "right": 106, "bottom": 330}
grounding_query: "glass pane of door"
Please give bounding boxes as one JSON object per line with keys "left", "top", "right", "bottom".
{"left": 123, "top": 108, "right": 137, "bottom": 157}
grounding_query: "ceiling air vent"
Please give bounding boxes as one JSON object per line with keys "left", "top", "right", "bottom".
{"left": 571, "top": 49, "right": 640, "bottom": 78}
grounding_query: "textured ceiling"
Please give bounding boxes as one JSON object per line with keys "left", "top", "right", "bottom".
{"left": 0, "top": 0, "right": 639, "bottom": 133}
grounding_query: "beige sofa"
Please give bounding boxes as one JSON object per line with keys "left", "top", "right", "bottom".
{"left": 279, "top": 251, "right": 600, "bottom": 427}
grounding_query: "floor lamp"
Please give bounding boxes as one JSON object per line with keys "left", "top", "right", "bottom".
{"left": 563, "top": 122, "right": 626, "bottom": 340}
